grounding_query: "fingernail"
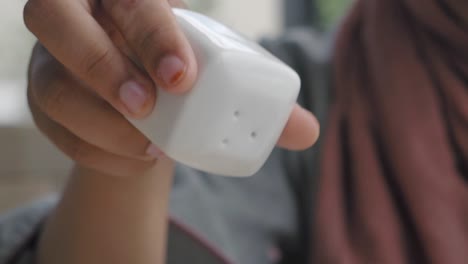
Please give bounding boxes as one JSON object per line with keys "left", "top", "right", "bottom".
{"left": 156, "top": 54, "right": 186, "bottom": 88}
{"left": 120, "top": 81, "right": 147, "bottom": 114}
{"left": 146, "top": 144, "right": 165, "bottom": 159}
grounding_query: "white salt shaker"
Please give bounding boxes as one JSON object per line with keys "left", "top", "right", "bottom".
{"left": 128, "top": 8, "right": 300, "bottom": 177}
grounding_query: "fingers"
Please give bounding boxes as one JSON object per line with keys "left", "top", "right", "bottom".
{"left": 101, "top": 0, "right": 197, "bottom": 93}
{"left": 23, "top": 0, "right": 156, "bottom": 118}
{"left": 28, "top": 90, "right": 157, "bottom": 178}
{"left": 28, "top": 44, "right": 153, "bottom": 159}
{"left": 96, "top": 0, "right": 188, "bottom": 65}
{"left": 277, "top": 104, "right": 320, "bottom": 151}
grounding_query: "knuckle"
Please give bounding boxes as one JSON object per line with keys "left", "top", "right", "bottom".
{"left": 80, "top": 46, "right": 113, "bottom": 80}
{"left": 34, "top": 74, "right": 69, "bottom": 117}
{"left": 28, "top": 53, "right": 73, "bottom": 119}
{"left": 23, "top": 0, "right": 40, "bottom": 31}
{"left": 23, "top": 0, "right": 54, "bottom": 31}
{"left": 137, "top": 24, "right": 174, "bottom": 58}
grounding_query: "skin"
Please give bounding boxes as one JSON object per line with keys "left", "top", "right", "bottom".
{"left": 23, "top": 0, "right": 320, "bottom": 263}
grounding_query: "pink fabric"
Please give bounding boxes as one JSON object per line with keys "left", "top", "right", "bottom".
{"left": 313, "top": 0, "right": 468, "bottom": 263}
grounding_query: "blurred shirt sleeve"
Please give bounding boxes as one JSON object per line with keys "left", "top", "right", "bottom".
{"left": 0, "top": 196, "right": 57, "bottom": 264}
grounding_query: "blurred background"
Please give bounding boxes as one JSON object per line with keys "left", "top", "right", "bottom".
{"left": 0, "top": 0, "right": 350, "bottom": 213}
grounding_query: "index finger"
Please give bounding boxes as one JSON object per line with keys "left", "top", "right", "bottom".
{"left": 24, "top": 0, "right": 156, "bottom": 118}
{"left": 101, "top": 0, "right": 198, "bottom": 94}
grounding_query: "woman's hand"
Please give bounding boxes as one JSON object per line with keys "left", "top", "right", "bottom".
{"left": 23, "top": 2, "right": 320, "bottom": 263}
{"left": 24, "top": 0, "right": 320, "bottom": 178}
{"left": 24, "top": 0, "right": 196, "bottom": 177}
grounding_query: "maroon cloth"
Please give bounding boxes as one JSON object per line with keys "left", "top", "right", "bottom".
{"left": 313, "top": 0, "right": 468, "bottom": 263}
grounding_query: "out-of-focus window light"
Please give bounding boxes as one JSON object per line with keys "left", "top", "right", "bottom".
{"left": 186, "top": 0, "right": 282, "bottom": 39}
{"left": 0, "top": 1, "right": 35, "bottom": 126}
{"left": 0, "top": 80, "right": 30, "bottom": 125}
{"left": 0, "top": 1, "right": 35, "bottom": 80}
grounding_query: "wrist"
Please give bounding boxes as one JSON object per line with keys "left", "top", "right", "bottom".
{"left": 38, "top": 159, "right": 174, "bottom": 264}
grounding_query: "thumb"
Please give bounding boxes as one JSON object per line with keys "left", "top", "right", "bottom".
{"left": 102, "top": 0, "right": 197, "bottom": 93}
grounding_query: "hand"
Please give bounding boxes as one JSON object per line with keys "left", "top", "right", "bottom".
{"left": 24, "top": 0, "right": 320, "bottom": 177}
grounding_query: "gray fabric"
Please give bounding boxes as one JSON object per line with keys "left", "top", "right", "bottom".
{"left": 170, "top": 149, "right": 297, "bottom": 264}
{"left": 261, "top": 28, "right": 332, "bottom": 260}
{"left": 0, "top": 196, "right": 57, "bottom": 264}
{"left": 167, "top": 221, "right": 232, "bottom": 264}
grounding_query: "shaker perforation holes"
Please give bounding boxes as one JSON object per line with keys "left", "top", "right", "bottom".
{"left": 250, "top": 131, "right": 257, "bottom": 139}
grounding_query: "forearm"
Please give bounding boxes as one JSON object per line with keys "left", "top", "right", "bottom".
{"left": 38, "top": 159, "right": 174, "bottom": 264}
